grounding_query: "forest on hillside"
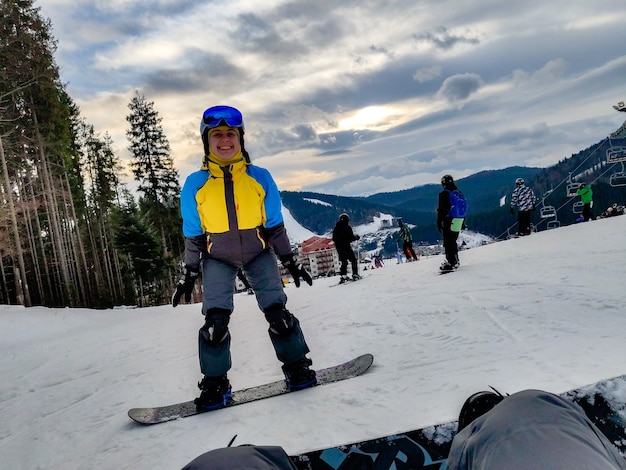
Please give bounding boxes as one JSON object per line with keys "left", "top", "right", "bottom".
{"left": 3, "top": 1, "right": 625, "bottom": 307}
{"left": 1, "top": 1, "right": 183, "bottom": 307}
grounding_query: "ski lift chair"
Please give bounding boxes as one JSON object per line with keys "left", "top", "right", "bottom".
{"left": 609, "top": 161, "right": 626, "bottom": 187}
{"left": 540, "top": 205, "right": 557, "bottom": 218}
{"left": 607, "top": 146, "right": 626, "bottom": 164}
{"left": 566, "top": 183, "right": 581, "bottom": 198}
{"left": 547, "top": 220, "right": 561, "bottom": 230}
{"left": 573, "top": 201, "right": 584, "bottom": 214}
{"left": 610, "top": 171, "right": 626, "bottom": 187}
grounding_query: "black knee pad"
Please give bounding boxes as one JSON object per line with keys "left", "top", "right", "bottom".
{"left": 200, "top": 308, "right": 231, "bottom": 347}
{"left": 264, "top": 304, "right": 295, "bottom": 337}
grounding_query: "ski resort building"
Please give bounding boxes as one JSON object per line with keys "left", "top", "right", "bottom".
{"left": 297, "top": 236, "right": 340, "bottom": 278}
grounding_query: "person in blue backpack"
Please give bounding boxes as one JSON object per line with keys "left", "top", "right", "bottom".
{"left": 437, "top": 174, "right": 467, "bottom": 272}
{"left": 171, "top": 105, "right": 316, "bottom": 410}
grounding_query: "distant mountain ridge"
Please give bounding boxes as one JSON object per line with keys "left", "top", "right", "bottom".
{"left": 281, "top": 132, "right": 626, "bottom": 249}
{"left": 281, "top": 166, "right": 543, "bottom": 242}
{"left": 362, "top": 166, "right": 542, "bottom": 213}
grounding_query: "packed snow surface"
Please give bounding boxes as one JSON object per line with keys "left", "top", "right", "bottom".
{"left": 2, "top": 216, "right": 626, "bottom": 469}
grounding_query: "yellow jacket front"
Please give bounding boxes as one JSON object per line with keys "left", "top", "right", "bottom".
{"left": 180, "top": 157, "right": 292, "bottom": 268}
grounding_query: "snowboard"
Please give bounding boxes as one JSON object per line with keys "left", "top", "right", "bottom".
{"left": 290, "top": 373, "right": 626, "bottom": 469}
{"left": 438, "top": 267, "right": 459, "bottom": 275}
{"left": 330, "top": 276, "right": 366, "bottom": 287}
{"left": 128, "top": 353, "right": 374, "bottom": 425}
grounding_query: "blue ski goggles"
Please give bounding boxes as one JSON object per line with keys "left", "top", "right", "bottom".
{"left": 201, "top": 106, "right": 244, "bottom": 136}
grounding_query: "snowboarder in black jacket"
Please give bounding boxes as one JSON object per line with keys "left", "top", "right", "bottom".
{"left": 437, "top": 174, "right": 465, "bottom": 271}
{"left": 332, "top": 213, "right": 361, "bottom": 283}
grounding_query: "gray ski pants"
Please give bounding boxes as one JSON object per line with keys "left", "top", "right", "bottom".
{"left": 198, "top": 250, "right": 310, "bottom": 377}
{"left": 447, "top": 389, "right": 626, "bottom": 470}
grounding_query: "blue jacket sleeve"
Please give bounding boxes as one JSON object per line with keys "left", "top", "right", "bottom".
{"left": 180, "top": 170, "right": 209, "bottom": 237}
{"left": 247, "top": 165, "right": 292, "bottom": 258}
{"left": 247, "top": 165, "right": 284, "bottom": 229}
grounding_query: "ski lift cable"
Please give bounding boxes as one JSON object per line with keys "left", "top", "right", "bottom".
{"left": 534, "top": 159, "right": 618, "bottom": 229}
{"left": 539, "top": 137, "right": 608, "bottom": 205}
{"left": 537, "top": 136, "right": 616, "bottom": 215}
{"left": 495, "top": 136, "right": 611, "bottom": 240}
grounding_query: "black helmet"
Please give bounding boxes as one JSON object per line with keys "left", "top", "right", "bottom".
{"left": 441, "top": 174, "right": 454, "bottom": 187}
{"left": 457, "top": 390, "right": 505, "bottom": 432}
{"left": 339, "top": 213, "right": 349, "bottom": 222}
{"left": 515, "top": 178, "right": 524, "bottom": 185}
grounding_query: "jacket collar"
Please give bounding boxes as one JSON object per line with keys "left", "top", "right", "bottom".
{"left": 201, "top": 153, "right": 248, "bottom": 177}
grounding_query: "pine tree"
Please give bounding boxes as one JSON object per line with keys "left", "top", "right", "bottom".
{"left": 111, "top": 193, "right": 166, "bottom": 307}
{"left": 76, "top": 118, "right": 127, "bottom": 306}
{"left": 1, "top": 0, "right": 71, "bottom": 306}
{"left": 125, "top": 91, "right": 182, "bottom": 258}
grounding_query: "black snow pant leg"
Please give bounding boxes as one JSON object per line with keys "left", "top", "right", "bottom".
{"left": 442, "top": 228, "right": 460, "bottom": 265}
{"left": 518, "top": 210, "right": 532, "bottom": 234}
{"left": 336, "top": 246, "right": 351, "bottom": 275}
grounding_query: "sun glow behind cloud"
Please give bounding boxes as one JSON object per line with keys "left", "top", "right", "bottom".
{"left": 338, "top": 106, "right": 399, "bottom": 131}
{"left": 37, "top": 0, "right": 626, "bottom": 197}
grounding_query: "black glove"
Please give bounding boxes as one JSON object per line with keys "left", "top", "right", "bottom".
{"left": 280, "top": 256, "right": 312, "bottom": 288}
{"left": 171, "top": 266, "right": 199, "bottom": 307}
{"left": 510, "top": 207, "right": 515, "bottom": 215}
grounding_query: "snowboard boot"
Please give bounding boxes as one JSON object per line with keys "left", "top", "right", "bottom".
{"left": 440, "top": 261, "right": 455, "bottom": 272}
{"left": 282, "top": 357, "right": 317, "bottom": 390}
{"left": 194, "top": 374, "right": 232, "bottom": 410}
{"left": 339, "top": 276, "right": 349, "bottom": 284}
{"left": 457, "top": 390, "right": 505, "bottom": 432}
{"left": 352, "top": 273, "right": 362, "bottom": 281}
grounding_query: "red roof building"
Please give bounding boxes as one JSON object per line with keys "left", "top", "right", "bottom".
{"left": 298, "top": 236, "right": 339, "bottom": 278}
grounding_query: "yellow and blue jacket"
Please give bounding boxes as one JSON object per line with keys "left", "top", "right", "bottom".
{"left": 180, "top": 156, "right": 292, "bottom": 268}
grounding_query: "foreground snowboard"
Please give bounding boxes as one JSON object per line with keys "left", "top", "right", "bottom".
{"left": 291, "top": 373, "right": 626, "bottom": 469}
{"left": 128, "top": 353, "right": 373, "bottom": 425}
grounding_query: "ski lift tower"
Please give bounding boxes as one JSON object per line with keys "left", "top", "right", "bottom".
{"left": 607, "top": 100, "right": 626, "bottom": 186}
{"left": 612, "top": 101, "right": 626, "bottom": 113}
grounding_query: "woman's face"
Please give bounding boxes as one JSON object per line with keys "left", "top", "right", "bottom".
{"left": 209, "top": 127, "right": 241, "bottom": 161}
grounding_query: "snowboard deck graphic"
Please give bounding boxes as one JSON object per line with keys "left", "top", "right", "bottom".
{"left": 290, "top": 373, "right": 626, "bottom": 469}
{"left": 128, "top": 353, "right": 373, "bottom": 425}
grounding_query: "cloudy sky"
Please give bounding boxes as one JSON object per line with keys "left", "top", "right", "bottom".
{"left": 38, "top": 0, "right": 626, "bottom": 196}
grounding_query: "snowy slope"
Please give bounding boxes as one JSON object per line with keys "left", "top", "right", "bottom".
{"left": 1, "top": 216, "right": 626, "bottom": 469}
{"left": 282, "top": 205, "right": 492, "bottom": 255}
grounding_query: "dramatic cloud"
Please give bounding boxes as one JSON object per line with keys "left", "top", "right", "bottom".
{"left": 437, "top": 73, "right": 484, "bottom": 102}
{"left": 414, "top": 26, "right": 480, "bottom": 50}
{"left": 39, "top": 0, "right": 626, "bottom": 196}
